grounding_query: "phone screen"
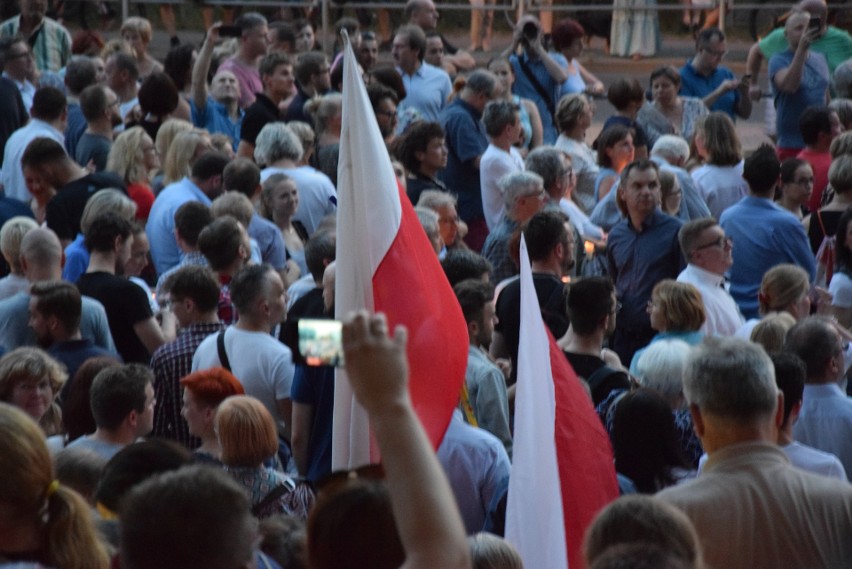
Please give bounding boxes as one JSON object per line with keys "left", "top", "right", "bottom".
{"left": 298, "top": 319, "right": 344, "bottom": 367}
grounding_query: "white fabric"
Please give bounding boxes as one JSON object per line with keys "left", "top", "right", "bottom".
{"left": 505, "top": 236, "right": 569, "bottom": 569}
{"left": 555, "top": 135, "right": 599, "bottom": 214}
{"left": 480, "top": 144, "right": 524, "bottom": 231}
{"left": 829, "top": 271, "right": 852, "bottom": 308}
{"left": 559, "top": 197, "right": 605, "bottom": 242}
{"left": 784, "top": 441, "right": 847, "bottom": 480}
{"left": 192, "top": 327, "right": 294, "bottom": 434}
{"left": 677, "top": 264, "right": 745, "bottom": 337}
{"left": 332, "top": 40, "right": 402, "bottom": 469}
{"left": 0, "top": 118, "right": 64, "bottom": 202}
{"left": 691, "top": 161, "right": 749, "bottom": 221}
{"left": 260, "top": 165, "right": 337, "bottom": 237}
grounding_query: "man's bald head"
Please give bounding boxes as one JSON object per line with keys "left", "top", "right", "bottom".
{"left": 797, "top": 0, "right": 827, "bottom": 19}
{"left": 20, "top": 228, "right": 63, "bottom": 280}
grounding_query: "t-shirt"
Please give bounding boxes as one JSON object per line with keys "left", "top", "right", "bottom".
{"left": 46, "top": 172, "right": 127, "bottom": 241}
{"left": 76, "top": 272, "right": 154, "bottom": 364}
{"left": 74, "top": 132, "right": 111, "bottom": 172}
{"left": 769, "top": 49, "right": 830, "bottom": 149}
{"left": 240, "top": 93, "right": 279, "bottom": 146}
{"left": 759, "top": 26, "right": 852, "bottom": 73}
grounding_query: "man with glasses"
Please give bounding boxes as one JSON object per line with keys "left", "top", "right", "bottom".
{"left": 677, "top": 218, "right": 744, "bottom": 336}
{"left": 0, "top": 0, "right": 71, "bottom": 73}
{"left": 679, "top": 28, "right": 752, "bottom": 121}
{"left": 76, "top": 84, "right": 122, "bottom": 171}
{"left": 720, "top": 144, "right": 815, "bottom": 319}
{"left": 216, "top": 12, "right": 269, "bottom": 110}
{"left": 0, "top": 36, "right": 36, "bottom": 115}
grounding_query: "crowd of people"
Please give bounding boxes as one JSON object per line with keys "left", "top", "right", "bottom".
{"left": 3, "top": 0, "right": 852, "bottom": 567}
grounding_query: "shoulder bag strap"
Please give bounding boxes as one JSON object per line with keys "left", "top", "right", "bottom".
{"left": 516, "top": 55, "right": 555, "bottom": 118}
{"left": 217, "top": 330, "right": 231, "bottom": 372}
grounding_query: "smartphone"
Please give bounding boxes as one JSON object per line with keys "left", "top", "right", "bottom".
{"left": 218, "top": 25, "right": 243, "bottom": 38}
{"left": 297, "top": 319, "right": 344, "bottom": 367}
{"left": 809, "top": 16, "right": 821, "bottom": 31}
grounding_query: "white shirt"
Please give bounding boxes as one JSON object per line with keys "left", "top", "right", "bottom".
{"left": 678, "top": 264, "right": 744, "bottom": 336}
{"left": 555, "top": 135, "right": 599, "bottom": 214}
{"left": 3, "top": 72, "right": 35, "bottom": 115}
{"left": 691, "top": 161, "right": 749, "bottom": 221}
{"left": 829, "top": 271, "right": 852, "bottom": 308}
{"left": 261, "top": 166, "right": 337, "bottom": 237}
{"left": 559, "top": 197, "right": 605, "bottom": 242}
{"left": 0, "top": 118, "right": 64, "bottom": 202}
{"left": 480, "top": 144, "right": 524, "bottom": 231}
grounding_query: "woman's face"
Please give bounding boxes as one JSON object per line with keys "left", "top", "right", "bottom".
{"left": 663, "top": 178, "right": 682, "bottom": 215}
{"left": 122, "top": 29, "right": 147, "bottom": 55}
{"left": 419, "top": 137, "right": 448, "bottom": 172}
{"left": 9, "top": 376, "right": 52, "bottom": 423}
{"left": 436, "top": 204, "right": 459, "bottom": 246}
{"left": 564, "top": 37, "right": 584, "bottom": 61}
{"left": 652, "top": 76, "right": 678, "bottom": 106}
{"left": 141, "top": 134, "right": 160, "bottom": 171}
{"left": 295, "top": 25, "right": 315, "bottom": 53}
{"left": 126, "top": 232, "right": 150, "bottom": 277}
{"left": 647, "top": 296, "right": 667, "bottom": 331}
{"left": 489, "top": 61, "right": 514, "bottom": 93}
{"left": 606, "top": 134, "right": 635, "bottom": 171}
{"left": 271, "top": 180, "right": 299, "bottom": 219}
{"left": 783, "top": 164, "right": 814, "bottom": 205}
{"left": 578, "top": 100, "right": 595, "bottom": 130}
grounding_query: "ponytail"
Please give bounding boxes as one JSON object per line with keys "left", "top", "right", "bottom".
{"left": 44, "top": 485, "right": 111, "bottom": 569}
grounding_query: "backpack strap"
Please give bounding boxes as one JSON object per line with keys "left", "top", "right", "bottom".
{"left": 516, "top": 55, "right": 555, "bottom": 119}
{"left": 250, "top": 483, "right": 291, "bottom": 517}
{"left": 217, "top": 330, "right": 231, "bottom": 372}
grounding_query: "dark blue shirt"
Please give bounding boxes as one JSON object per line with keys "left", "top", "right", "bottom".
{"left": 64, "top": 102, "right": 87, "bottom": 160}
{"left": 679, "top": 62, "right": 740, "bottom": 120}
{"left": 191, "top": 96, "right": 244, "bottom": 151}
{"left": 439, "top": 98, "right": 488, "bottom": 223}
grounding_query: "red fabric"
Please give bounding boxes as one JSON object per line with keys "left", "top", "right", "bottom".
{"left": 548, "top": 328, "right": 619, "bottom": 569}
{"left": 372, "top": 181, "right": 468, "bottom": 449}
{"left": 127, "top": 182, "right": 155, "bottom": 220}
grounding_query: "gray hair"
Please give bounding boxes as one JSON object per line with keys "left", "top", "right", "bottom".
{"left": 829, "top": 153, "right": 852, "bottom": 193}
{"left": 414, "top": 206, "right": 440, "bottom": 244}
{"left": 80, "top": 189, "right": 137, "bottom": 234}
{"left": 635, "top": 339, "right": 690, "bottom": 407}
{"left": 254, "top": 122, "right": 303, "bottom": 166}
{"left": 464, "top": 69, "right": 497, "bottom": 98}
{"left": 651, "top": 135, "right": 690, "bottom": 164}
{"left": 235, "top": 11, "right": 267, "bottom": 34}
{"left": 683, "top": 337, "right": 778, "bottom": 421}
{"left": 525, "top": 146, "right": 565, "bottom": 192}
{"left": 65, "top": 55, "right": 97, "bottom": 96}
{"left": 501, "top": 171, "right": 544, "bottom": 208}
{"left": 482, "top": 100, "right": 518, "bottom": 138}
{"left": 835, "top": 60, "right": 852, "bottom": 99}
{"left": 417, "top": 189, "right": 457, "bottom": 210}
{"left": 783, "top": 315, "right": 842, "bottom": 380}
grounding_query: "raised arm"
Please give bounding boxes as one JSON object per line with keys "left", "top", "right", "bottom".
{"left": 773, "top": 28, "right": 819, "bottom": 94}
{"left": 342, "top": 312, "right": 470, "bottom": 569}
{"left": 192, "top": 23, "right": 221, "bottom": 113}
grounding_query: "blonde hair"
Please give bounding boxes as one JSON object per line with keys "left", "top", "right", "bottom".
{"left": 0, "top": 347, "right": 68, "bottom": 436}
{"left": 652, "top": 280, "right": 706, "bottom": 332}
{"left": 155, "top": 118, "right": 193, "bottom": 165}
{"left": 164, "top": 130, "right": 210, "bottom": 185}
{"left": 758, "top": 264, "right": 810, "bottom": 315}
{"left": 107, "top": 126, "right": 152, "bottom": 185}
{"left": 469, "top": 532, "right": 523, "bottom": 569}
{"left": 120, "top": 16, "right": 153, "bottom": 45}
{"left": 80, "top": 189, "right": 137, "bottom": 235}
{"left": 0, "top": 216, "right": 38, "bottom": 274}
{"left": 100, "top": 38, "right": 133, "bottom": 60}
{"left": 750, "top": 311, "right": 797, "bottom": 353}
{"left": 211, "top": 191, "right": 255, "bottom": 227}
{"left": 304, "top": 93, "right": 343, "bottom": 138}
{"left": 0, "top": 404, "right": 110, "bottom": 569}
{"left": 259, "top": 173, "right": 298, "bottom": 220}
{"left": 216, "top": 396, "right": 279, "bottom": 467}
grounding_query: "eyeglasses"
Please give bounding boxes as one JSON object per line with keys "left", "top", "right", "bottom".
{"left": 693, "top": 236, "right": 732, "bottom": 252}
{"left": 702, "top": 47, "right": 727, "bottom": 58}
{"left": 375, "top": 109, "right": 397, "bottom": 119}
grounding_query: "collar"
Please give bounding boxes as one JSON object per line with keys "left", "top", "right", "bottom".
{"left": 398, "top": 61, "right": 423, "bottom": 78}
{"left": 454, "top": 97, "right": 483, "bottom": 120}
{"left": 685, "top": 264, "right": 726, "bottom": 287}
{"left": 803, "top": 382, "right": 846, "bottom": 397}
{"left": 703, "top": 441, "right": 789, "bottom": 473}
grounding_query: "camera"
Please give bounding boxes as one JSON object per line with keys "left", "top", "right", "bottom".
{"left": 522, "top": 22, "right": 539, "bottom": 43}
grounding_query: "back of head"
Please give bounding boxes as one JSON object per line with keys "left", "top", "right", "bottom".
{"left": 191, "top": 151, "right": 230, "bottom": 183}
{"left": 31, "top": 86, "right": 67, "bottom": 122}
{"left": 215, "top": 395, "right": 279, "bottom": 467}
{"left": 651, "top": 135, "right": 690, "bottom": 164}
{"left": 0, "top": 216, "right": 38, "bottom": 273}
{"left": 80, "top": 189, "right": 137, "bottom": 235}
{"left": 525, "top": 145, "right": 565, "bottom": 193}
{"left": 84, "top": 211, "right": 133, "bottom": 253}
{"left": 523, "top": 209, "right": 568, "bottom": 262}
{"left": 555, "top": 93, "right": 589, "bottom": 133}
{"left": 682, "top": 337, "right": 778, "bottom": 421}
{"left": 441, "top": 249, "right": 492, "bottom": 286}
{"left": 464, "top": 69, "right": 497, "bottom": 99}
{"left": 163, "top": 265, "right": 220, "bottom": 313}
{"left": 590, "top": 543, "right": 696, "bottom": 569}
{"left": 65, "top": 55, "right": 98, "bottom": 96}
{"left": 222, "top": 158, "right": 261, "bottom": 199}
{"left": 109, "top": 52, "right": 140, "bottom": 82}
{"left": 651, "top": 280, "right": 706, "bottom": 332}
{"left": 607, "top": 78, "right": 644, "bottom": 111}
{"left": 702, "top": 112, "right": 741, "bottom": 166}
{"left": 254, "top": 122, "right": 303, "bottom": 166}
{"left": 63, "top": 357, "right": 121, "bottom": 442}
{"left": 211, "top": 191, "right": 254, "bottom": 227}
{"left": 31, "top": 280, "right": 83, "bottom": 333}
{"left": 783, "top": 315, "right": 840, "bottom": 381}
{"left": 635, "top": 338, "right": 691, "bottom": 405}
{"left": 566, "top": 276, "right": 614, "bottom": 335}
{"left": 197, "top": 215, "right": 247, "bottom": 272}
{"left": 179, "top": 367, "right": 245, "bottom": 407}
{"left": 799, "top": 105, "right": 833, "bottom": 147}
{"left": 54, "top": 446, "right": 108, "bottom": 505}
{"left": 94, "top": 440, "right": 192, "bottom": 513}
{"left": 138, "top": 72, "right": 178, "bottom": 117}
{"left": 758, "top": 263, "right": 809, "bottom": 315}
{"left": 772, "top": 351, "right": 807, "bottom": 424}
{"left": 230, "top": 263, "right": 274, "bottom": 315}
{"left": 583, "top": 495, "right": 701, "bottom": 567}
{"left": 79, "top": 84, "right": 108, "bottom": 122}
{"left": 20, "top": 227, "right": 63, "bottom": 273}
{"left": 304, "top": 230, "right": 337, "bottom": 283}
{"left": 399, "top": 120, "right": 443, "bottom": 172}
{"left": 828, "top": 154, "right": 852, "bottom": 194}
{"left": 89, "top": 364, "right": 151, "bottom": 430}
{"left": 121, "top": 465, "right": 256, "bottom": 569}
{"left": 21, "top": 137, "right": 68, "bottom": 172}
{"left": 749, "top": 311, "right": 796, "bottom": 353}
{"left": 174, "top": 201, "right": 213, "bottom": 248}
{"left": 308, "top": 478, "right": 405, "bottom": 569}
{"left": 453, "top": 278, "right": 494, "bottom": 325}
{"left": 468, "top": 532, "right": 523, "bottom": 569}
{"left": 743, "top": 144, "right": 780, "bottom": 195}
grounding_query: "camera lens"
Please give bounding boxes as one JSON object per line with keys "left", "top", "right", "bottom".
{"left": 522, "top": 22, "right": 538, "bottom": 41}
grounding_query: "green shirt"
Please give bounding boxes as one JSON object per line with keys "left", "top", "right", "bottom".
{"left": 759, "top": 25, "right": 852, "bottom": 73}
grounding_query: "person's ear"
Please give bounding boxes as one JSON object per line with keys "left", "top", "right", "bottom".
{"left": 774, "top": 391, "right": 786, "bottom": 429}
{"left": 689, "top": 403, "right": 705, "bottom": 438}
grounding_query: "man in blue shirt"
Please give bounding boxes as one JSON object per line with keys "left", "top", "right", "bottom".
{"left": 439, "top": 69, "right": 498, "bottom": 251}
{"left": 393, "top": 24, "right": 452, "bottom": 134}
{"left": 720, "top": 144, "right": 816, "bottom": 319}
{"left": 607, "top": 159, "right": 684, "bottom": 365}
{"left": 680, "top": 28, "right": 752, "bottom": 121}
{"left": 191, "top": 24, "right": 244, "bottom": 152}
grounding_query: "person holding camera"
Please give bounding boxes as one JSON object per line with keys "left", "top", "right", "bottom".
{"left": 502, "top": 15, "right": 568, "bottom": 145}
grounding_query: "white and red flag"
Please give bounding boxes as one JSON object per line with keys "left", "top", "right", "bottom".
{"left": 505, "top": 235, "right": 619, "bottom": 569}
{"left": 333, "top": 35, "right": 468, "bottom": 468}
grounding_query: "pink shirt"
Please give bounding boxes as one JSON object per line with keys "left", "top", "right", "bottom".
{"left": 217, "top": 57, "right": 262, "bottom": 109}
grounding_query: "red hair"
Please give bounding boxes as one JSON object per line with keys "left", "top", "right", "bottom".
{"left": 180, "top": 367, "right": 244, "bottom": 407}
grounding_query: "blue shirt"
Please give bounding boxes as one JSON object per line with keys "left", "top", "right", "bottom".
{"left": 510, "top": 51, "right": 570, "bottom": 144}
{"left": 64, "top": 102, "right": 87, "bottom": 159}
{"left": 248, "top": 213, "right": 286, "bottom": 271}
{"left": 190, "top": 96, "right": 244, "bottom": 152}
{"left": 482, "top": 215, "right": 519, "bottom": 284}
{"left": 63, "top": 233, "right": 89, "bottom": 283}
{"left": 607, "top": 210, "right": 685, "bottom": 336}
{"left": 146, "top": 177, "right": 212, "bottom": 275}
{"left": 290, "top": 364, "right": 335, "bottom": 482}
{"left": 396, "top": 62, "right": 452, "bottom": 134}
{"left": 439, "top": 98, "right": 488, "bottom": 223}
{"left": 769, "top": 49, "right": 830, "bottom": 149}
{"left": 719, "top": 196, "right": 816, "bottom": 319}
{"left": 679, "top": 62, "right": 740, "bottom": 119}
{"left": 795, "top": 383, "right": 852, "bottom": 481}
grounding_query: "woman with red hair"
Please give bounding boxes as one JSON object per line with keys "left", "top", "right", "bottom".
{"left": 179, "top": 367, "right": 244, "bottom": 463}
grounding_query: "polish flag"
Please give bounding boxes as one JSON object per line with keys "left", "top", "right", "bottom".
{"left": 332, "top": 35, "right": 468, "bottom": 468}
{"left": 505, "top": 236, "right": 619, "bottom": 569}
